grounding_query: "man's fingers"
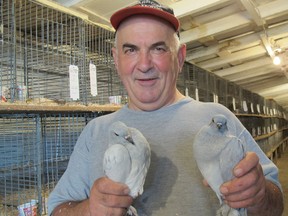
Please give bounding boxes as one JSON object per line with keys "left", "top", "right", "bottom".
{"left": 97, "top": 177, "right": 130, "bottom": 195}
{"left": 233, "top": 152, "right": 259, "bottom": 177}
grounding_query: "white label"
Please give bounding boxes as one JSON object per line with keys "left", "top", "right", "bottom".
{"left": 251, "top": 103, "right": 254, "bottom": 113}
{"left": 69, "top": 65, "right": 80, "bottom": 100}
{"left": 185, "top": 87, "right": 189, "bottom": 96}
{"left": 89, "top": 63, "right": 98, "bottom": 96}
{"left": 257, "top": 104, "right": 260, "bottom": 113}
{"left": 243, "top": 101, "right": 248, "bottom": 112}
{"left": 195, "top": 88, "right": 199, "bottom": 101}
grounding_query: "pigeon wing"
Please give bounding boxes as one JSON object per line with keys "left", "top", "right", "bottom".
{"left": 219, "top": 136, "right": 245, "bottom": 182}
{"left": 125, "top": 127, "right": 151, "bottom": 198}
{"left": 103, "top": 144, "right": 132, "bottom": 183}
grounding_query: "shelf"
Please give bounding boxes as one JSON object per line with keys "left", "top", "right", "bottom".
{"left": 254, "top": 131, "right": 277, "bottom": 141}
{"left": 266, "top": 137, "right": 288, "bottom": 161}
{"left": 0, "top": 103, "right": 122, "bottom": 114}
{"left": 235, "top": 113, "right": 286, "bottom": 119}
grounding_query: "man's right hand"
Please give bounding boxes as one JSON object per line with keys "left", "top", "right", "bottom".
{"left": 52, "top": 177, "right": 133, "bottom": 216}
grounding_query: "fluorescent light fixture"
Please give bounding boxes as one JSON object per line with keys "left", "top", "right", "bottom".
{"left": 273, "top": 56, "right": 281, "bottom": 65}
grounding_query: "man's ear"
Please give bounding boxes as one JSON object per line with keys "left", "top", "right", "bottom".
{"left": 112, "top": 47, "right": 118, "bottom": 69}
{"left": 178, "top": 44, "right": 187, "bottom": 69}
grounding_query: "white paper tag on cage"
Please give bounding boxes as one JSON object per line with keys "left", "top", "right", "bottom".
{"left": 69, "top": 65, "right": 80, "bottom": 100}
{"left": 270, "top": 109, "right": 273, "bottom": 116}
{"left": 213, "top": 94, "right": 218, "bottom": 103}
{"left": 232, "top": 97, "right": 236, "bottom": 111}
{"left": 242, "top": 101, "right": 248, "bottom": 112}
{"left": 250, "top": 103, "right": 254, "bottom": 113}
{"left": 89, "top": 63, "right": 98, "bottom": 96}
{"left": 267, "top": 126, "right": 270, "bottom": 133}
{"left": 195, "top": 88, "right": 199, "bottom": 101}
{"left": 257, "top": 104, "right": 260, "bottom": 113}
{"left": 185, "top": 87, "right": 189, "bottom": 96}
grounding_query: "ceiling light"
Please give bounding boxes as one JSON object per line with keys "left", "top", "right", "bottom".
{"left": 273, "top": 56, "right": 281, "bottom": 65}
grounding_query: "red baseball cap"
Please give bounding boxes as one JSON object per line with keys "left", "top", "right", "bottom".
{"left": 110, "top": 0, "right": 180, "bottom": 32}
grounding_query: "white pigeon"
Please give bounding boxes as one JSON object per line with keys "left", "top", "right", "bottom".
{"left": 193, "top": 114, "right": 247, "bottom": 216}
{"left": 103, "top": 121, "right": 151, "bottom": 215}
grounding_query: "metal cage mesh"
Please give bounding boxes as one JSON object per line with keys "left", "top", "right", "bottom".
{"left": 0, "top": 0, "right": 287, "bottom": 215}
{"left": 0, "top": 112, "right": 101, "bottom": 215}
{"left": 0, "top": 0, "right": 124, "bottom": 105}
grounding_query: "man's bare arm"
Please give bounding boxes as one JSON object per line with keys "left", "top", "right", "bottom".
{"left": 247, "top": 180, "right": 283, "bottom": 216}
{"left": 51, "top": 200, "right": 90, "bottom": 216}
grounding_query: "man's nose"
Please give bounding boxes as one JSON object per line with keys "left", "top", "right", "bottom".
{"left": 137, "top": 51, "right": 153, "bottom": 73}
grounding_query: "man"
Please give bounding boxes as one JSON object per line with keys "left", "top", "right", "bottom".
{"left": 48, "top": 1, "right": 283, "bottom": 215}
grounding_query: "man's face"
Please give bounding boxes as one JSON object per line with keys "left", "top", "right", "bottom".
{"left": 112, "top": 15, "right": 186, "bottom": 111}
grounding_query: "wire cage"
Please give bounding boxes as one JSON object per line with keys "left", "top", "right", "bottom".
{"left": 178, "top": 63, "right": 197, "bottom": 98}
{"left": 258, "top": 96, "right": 266, "bottom": 115}
{"left": 250, "top": 92, "right": 262, "bottom": 115}
{"left": 0, "top": 112, "right": 102, "bottom": 215}
{"left": 193, "top": 65, "right": 208, "bottom": 102}
{"left": 176, "top": 63, "right": 186, "bottom": 96}
{"left": 0, "top": 114, "right": 40, "bottom": 215}
{"left": 215, "top": 76, "right": 227, "bottom": 106}
{"left": 249, "top": 93, "right": 257, "bottom": 115}
{"left": 227, "top": 81, "right": 241, "bottom": 113}
{"left": 0, "top": 0, "right": 124, "bottom": 106}
{"left": 0, "top": 0, "right": 287, "bottom": 215}
{"left": 241, "top": 88, "right": 252, "bottom": 114}
{"left": 206, "top": 73, "right": 215, "bottom": 102}
{"left": 265, "top": 99, "right": 279, "bottom": 117}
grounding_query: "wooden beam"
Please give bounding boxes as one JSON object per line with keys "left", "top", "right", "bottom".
{"left": 180, "top": 12, "right": 251, "bottom": 44}
{"left": 239, "top": 0, "right": 265, "bottom": 26}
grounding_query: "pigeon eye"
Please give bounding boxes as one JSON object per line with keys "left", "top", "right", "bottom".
{"left": 114, "top": 132, "right": 119, "bottom": 136}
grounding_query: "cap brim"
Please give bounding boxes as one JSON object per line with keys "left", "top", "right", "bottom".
{"left": 110, "top": 5, "right": 179, "bottom": 32}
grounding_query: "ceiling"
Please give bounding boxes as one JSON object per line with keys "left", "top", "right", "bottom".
{"left": 49, "top": 0, "right": 288, "bottom": 110}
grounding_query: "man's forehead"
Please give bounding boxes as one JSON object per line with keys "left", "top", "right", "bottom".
{"left": 116, "top": 14, "right": 176, "bottom": 33}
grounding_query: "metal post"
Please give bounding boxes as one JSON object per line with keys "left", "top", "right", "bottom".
{"left": 35, "top": 114, "right": 43, "bottom": 215}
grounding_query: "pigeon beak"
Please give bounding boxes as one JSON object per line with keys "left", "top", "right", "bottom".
{"left": 216, "top": 122, "right": 222, "bottom": 129}
{"left": 125, "top": 135, "right": 134, "bottom": 144}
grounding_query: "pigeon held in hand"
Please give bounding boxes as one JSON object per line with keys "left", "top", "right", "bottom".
{"left": 103, "top": 121, "right": 151, "bottom": 216}
{"left": 193, "top": 114, "right": 247, "bottom": 216}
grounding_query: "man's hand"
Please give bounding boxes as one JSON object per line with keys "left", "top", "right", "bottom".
{"left": 89, "top": 177, "right": 133, "bottom": 215}
{"left": 219, "top": 152, "right": 283, "bottom": 216}
{"left": 52, "top": 177, "right": 133, "bottom": 216}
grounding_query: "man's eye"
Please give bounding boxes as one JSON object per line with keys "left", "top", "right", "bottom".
{"left": 152, "top": 46, "right": 167, "bottom": 54}
{"left": 124, "top": 48, "right": 136, "bottom": 54}
{"left": 157, "top": 46, "right": 166, "bottom": 51}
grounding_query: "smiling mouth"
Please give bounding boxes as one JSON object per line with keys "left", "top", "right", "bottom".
{"left": 138, "top": 78, "right": 156, "bottom": 81}
{"left": 136, "top": 77, "right": 158, "bottom": 86}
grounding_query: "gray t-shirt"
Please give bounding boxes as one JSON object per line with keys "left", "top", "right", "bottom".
{"left": 48, "top": 97, "right": 281, "bottom": 215}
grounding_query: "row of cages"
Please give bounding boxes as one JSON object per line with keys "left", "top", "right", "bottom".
{"left": 178, "top": 64, "right": 288, "bottom": 118}
{"left": 0, "top": 0, "right": 124, "bottom": 106}
{"left": 237, "top": 115, "right": 288, "bottom": 138}
{"left": 0, "top": 1, "right": 287, "bottom": 215}
{"left": 0, "top": 0, "right": 287, "bottom": 119}
{"left": 0, "top": 112, "right": 105, "bottom": 215}
{"left": 0, "top": 112, "right": 287, "bottom": 215}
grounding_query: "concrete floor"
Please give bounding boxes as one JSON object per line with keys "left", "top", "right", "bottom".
{"left": 276, "top": 145, "right": 288, "bottom": 216}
